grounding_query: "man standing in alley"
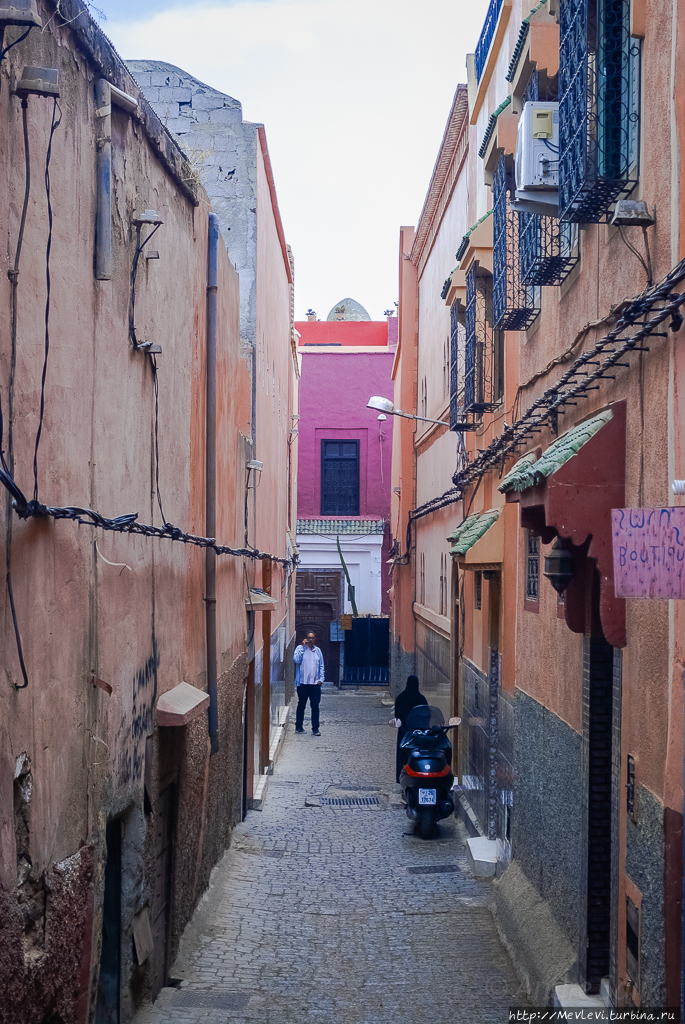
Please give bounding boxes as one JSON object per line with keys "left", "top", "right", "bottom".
{"left": 293, "top": 632, "right": 325, "bottom": 736}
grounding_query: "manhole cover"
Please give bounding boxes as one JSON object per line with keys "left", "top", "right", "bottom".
{"left": 320, "top": 796, "right": 381, "bottom": 807}
{"left": 171, "top": 990, "right": 250, "bottom": 1009}
{"left": 406, "top": 864, "right": 461, "bottom": 875}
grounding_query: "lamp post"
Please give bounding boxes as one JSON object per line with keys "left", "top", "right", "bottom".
{"left": 366, "top": 395, "right": 450, "bottom": 428}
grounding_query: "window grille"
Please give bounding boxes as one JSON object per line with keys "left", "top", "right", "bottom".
{"left": 320, "top": 440, "right": 359, "bottom": 516}
{"left": 492, "top": 155, "right": 540, "bottom": 331}
{"left": 519, "top": 214, "right": 580, "bottom": 286}
{"left": 463, "top": 265, "right": 504, "bottom": 421}
{"left": 475, "top": 0, "right": 504, "bottom": 82}
{"left": 559, "top": 0, "right": 640, "bottom": 222}
{"left": 449, "top": 300, "right": 468, "bottom": 431}
{"left": 475, "top": 571, "right": 482, "bottom": 611}
{"left": 526, "top": 533, "right": 540, "bottom": 601}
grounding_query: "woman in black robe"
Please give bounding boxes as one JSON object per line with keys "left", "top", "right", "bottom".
{"left": 394, "top": 674, "right": 428, "bottom": 782}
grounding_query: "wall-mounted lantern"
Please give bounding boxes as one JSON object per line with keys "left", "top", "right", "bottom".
{"left": 543, "top": 538, "right": 575, "bottom": 594}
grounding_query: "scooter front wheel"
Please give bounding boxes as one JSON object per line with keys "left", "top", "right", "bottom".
{"left": 418, "top": 809, "right": 435, "bottom": 840}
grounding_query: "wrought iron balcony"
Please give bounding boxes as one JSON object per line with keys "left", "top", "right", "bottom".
{"left": 519, "top": 213, "right": 579, "bottom": 286}
{"left": 559, "top": 0, "right": 640, "bottom": 222}
{"left": 492, "top": 156, "right": 540, "bottom": 330}
{"left": 475, "top": 0, "right": 504, "bottom": 82}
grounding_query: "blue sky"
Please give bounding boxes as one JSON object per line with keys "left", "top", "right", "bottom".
{"left": 94, "top": 0, "right": 490, "bottom": 320}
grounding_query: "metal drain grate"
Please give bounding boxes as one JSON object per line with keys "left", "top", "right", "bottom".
{"left": 171, "top": 990, "right": 250, "bottom": 1009}
{"left": 320, "top": 796, "right": 381, "bottom": 807}
{"left": 406, "top": 864, "right": 461, "bottom": 875}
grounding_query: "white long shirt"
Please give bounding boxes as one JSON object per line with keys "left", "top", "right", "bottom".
{"left": 300, "top": 646, "right": 321, "bottom": 686}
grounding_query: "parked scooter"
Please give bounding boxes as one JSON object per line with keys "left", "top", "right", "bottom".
{"left": 390, "top": 705, "right": 461, "bottom": 839}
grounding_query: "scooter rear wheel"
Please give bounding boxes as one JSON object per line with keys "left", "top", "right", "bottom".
{"left": 418, "top": 810, "right": 435, "bottom": 840}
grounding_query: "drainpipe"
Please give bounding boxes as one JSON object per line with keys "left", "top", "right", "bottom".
{"left": 206, "top": 213, "right": 219, "bottom": 754}
{"left": 94, "top": 80, "right": 112, "bottom": 280}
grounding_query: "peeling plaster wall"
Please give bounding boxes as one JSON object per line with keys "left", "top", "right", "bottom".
{"left": 0, "top": 7, "right": 252, "bottom": 1022}
{"left": 129, "top": 60, "right": 298, "bottom": 776}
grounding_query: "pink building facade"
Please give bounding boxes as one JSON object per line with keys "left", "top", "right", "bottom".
{"left": 295, "top": 304, "right": 395, "bottom": 683}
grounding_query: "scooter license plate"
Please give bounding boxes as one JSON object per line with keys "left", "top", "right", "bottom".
{"left": 418, "top": 788, "right": 437, "bottom": 805}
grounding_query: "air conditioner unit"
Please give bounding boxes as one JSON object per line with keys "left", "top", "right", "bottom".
{"left": 515, "top": 101, "right": 559, "bottom": 190}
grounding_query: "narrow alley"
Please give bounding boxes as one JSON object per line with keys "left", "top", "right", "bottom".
{"left": 132, "top": 691, "right": 524, "bottom": 1024}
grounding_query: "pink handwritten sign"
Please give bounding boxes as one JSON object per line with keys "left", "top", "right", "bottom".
{"left": 612, "top": 508, "right": 685, "bottom": 599}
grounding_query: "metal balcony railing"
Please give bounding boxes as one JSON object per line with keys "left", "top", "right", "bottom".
{"left": 559, "top": 0, "right": 640, "bottom": 222}
{"left": 492, "top": 156, "right": 540, "bottom": 330}
{"left": 475, "top": 0, "right": 504, "bottom": 82}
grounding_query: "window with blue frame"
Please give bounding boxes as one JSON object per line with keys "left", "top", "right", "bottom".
{"left": 559, "top": 0, "right": 641, "bottom": 222}
{"left": 320, "top": 440, "right": 359, "bottom": 516}
{"left": 492, "top": 155, "right": 540, "bottom": 331}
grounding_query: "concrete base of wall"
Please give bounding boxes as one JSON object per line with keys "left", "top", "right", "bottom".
{"left": 249, "top": 704, "right": 291, "bottom": 812}
{"left": 455, "top": 791, "right": 485, "bottom": 838}
{"left": 490, "top": 862, "right": 578, "bottom": 1006}
{"left": 554, "top": 984, "right": 605, "bottom": 1012}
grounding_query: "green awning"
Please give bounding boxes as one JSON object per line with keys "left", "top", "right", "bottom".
{"left": 447, "top": 508, "right": 501, "bottom": 556}
{"left": 498, "top": 408, "right": 613, "bottom": 494}
{"left": 497, "top": 450, "right": 538, "bottom": 493}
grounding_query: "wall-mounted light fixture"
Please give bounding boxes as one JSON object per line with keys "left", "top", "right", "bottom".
{"left": 543, "top": 538, "right": 576, "bottom": 594}
{"left": 0, "top": 1, "right": 40, "bottom": 26}
{"left": 15, "top": 65, "right": 58, "bottom": 97}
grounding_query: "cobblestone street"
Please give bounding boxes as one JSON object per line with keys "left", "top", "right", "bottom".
{"left": 133, "top": 691, "right": 525, "bottom": 1024}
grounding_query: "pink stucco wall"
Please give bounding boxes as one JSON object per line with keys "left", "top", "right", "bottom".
{"left": 296, "top": 338, "right": 395, "bottom": 612}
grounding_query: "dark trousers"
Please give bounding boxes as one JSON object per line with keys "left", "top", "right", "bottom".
{"left": 296, "top": 684, "right": 321, "bottom": 731}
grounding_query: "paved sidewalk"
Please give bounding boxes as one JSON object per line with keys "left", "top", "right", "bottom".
{"left": 133, "top": 690, "right": 526, "bottom": 1024}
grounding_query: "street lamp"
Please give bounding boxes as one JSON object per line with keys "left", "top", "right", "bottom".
{"left": 366, "top": 396, "right": 450, "bottom": 428}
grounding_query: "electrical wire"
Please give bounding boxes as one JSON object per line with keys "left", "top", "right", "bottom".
{"left": 3, "top": 95, "right": 32, "bottom": 689}
{"left": 618, "top": 224, "right": 651, "bottom": 286}
{"left": 129, "top": 222, "right": 161, "bottom": 349}
{"left": 33, "top": 97, "right": 62, "bottom": 501}
{"left": 6, "top": 480, "right": 295, "bottom": 567}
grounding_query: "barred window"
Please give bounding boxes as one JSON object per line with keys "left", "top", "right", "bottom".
{"left": 464, "top": 266, "right": 503, "bottom": 417}
{"left": 474, "top": 570, "right": 482, "bottom": 611}
{"left": 492, "top": 154, "right": 540, "bottom": 331}
{"left": 525, "top": 533, "right": 540, "bottom": 602}
{"left": 439, "top": 553, "right": 448, "bottom": 616}
{"left": 449, "top": 301, "right": 466, "bottom": 430}
{"left": 559, "top": 0, "right": 641, "bottom": 222}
